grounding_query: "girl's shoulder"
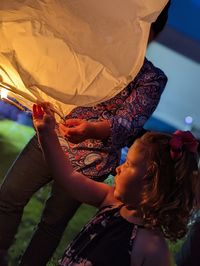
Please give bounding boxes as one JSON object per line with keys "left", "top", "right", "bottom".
{"left": 131, "top": 227, "right": 171, "bottom": 266}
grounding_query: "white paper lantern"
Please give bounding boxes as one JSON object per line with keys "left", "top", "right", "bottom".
{"left": 0, "top": 0, "right": 168, "bottom": 118}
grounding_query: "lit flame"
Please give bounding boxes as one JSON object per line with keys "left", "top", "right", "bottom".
{"left": 0, "top": 88, "right": 8, "bottom": 99}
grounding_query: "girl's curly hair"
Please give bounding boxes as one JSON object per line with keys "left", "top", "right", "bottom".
{"left": 138, "top": 131, "right": 199, "bottom": 242}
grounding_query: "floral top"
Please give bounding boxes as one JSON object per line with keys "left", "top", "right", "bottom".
{"left": 58, "top": 58, "right": 167, "bottom": 179}
{"left": 58, "top": 205, "right": 144, "bottom": 266}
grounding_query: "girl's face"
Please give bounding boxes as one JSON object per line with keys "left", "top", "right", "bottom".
{"left": 114, "top": 141, "right": 148, "bottom": 207}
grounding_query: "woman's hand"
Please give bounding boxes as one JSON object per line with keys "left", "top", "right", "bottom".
{"left": 58, "top": 119, "right": 111, "bottom": 144}
{"left": 59, "top": 119, "right": 93, "bottom": 144}
{"left": 32, "top": 103, "right": 56, "bottom": 135}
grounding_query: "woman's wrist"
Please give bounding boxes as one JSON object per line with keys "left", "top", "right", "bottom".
{"left": 89, "top": 120, "right": 111, "bottom": 140}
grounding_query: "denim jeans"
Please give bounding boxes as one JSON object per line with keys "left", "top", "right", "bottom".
{"left": 0, "top": 135, "right": 81, "bottom": 265}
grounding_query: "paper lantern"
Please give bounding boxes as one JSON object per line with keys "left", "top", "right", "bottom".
{"left": 0, "top": 0, "right": 168, "bottom": 119}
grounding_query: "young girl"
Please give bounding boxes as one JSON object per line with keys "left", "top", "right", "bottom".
{"left": 32, "top": 104, "right": 199, "bottom": 266}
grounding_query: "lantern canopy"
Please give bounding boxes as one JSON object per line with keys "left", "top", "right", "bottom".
{"left": 0, "top": 0, "right": 168, "bottom": 117}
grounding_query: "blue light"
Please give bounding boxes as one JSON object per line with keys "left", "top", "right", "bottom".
{"left": 185, "top": 116, "right": 193, "bottom": 125}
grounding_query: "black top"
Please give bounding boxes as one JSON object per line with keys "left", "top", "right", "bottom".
{"left": 58, "top": 204, "right": 144, "bottom": 266}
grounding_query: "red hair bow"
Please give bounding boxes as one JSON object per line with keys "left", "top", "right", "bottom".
{"left": 169, "top": 130, "right": 199, "bottom": 160}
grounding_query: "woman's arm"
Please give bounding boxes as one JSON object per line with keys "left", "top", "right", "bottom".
{"left": 107, "top": 68, "right": 168, "bottom": 149}
{"left": 59, "top": 63, "right": 167, "bottom": 146}
{"left": 33, "top": 104, "right": 114, "bottom": 208}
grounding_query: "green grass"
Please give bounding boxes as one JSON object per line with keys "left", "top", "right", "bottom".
{"left": 0, "top": 120, "right": 34, "bottom": 178}
{"left": 0, "top": 119, "right": 182, "bottom": 265}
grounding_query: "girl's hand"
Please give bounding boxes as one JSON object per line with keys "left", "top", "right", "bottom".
{"left": 32, "top": 103, "right": 56, "bottom": 135}
{"left": 58, "top": 119, "right": 93, "bottom": 144}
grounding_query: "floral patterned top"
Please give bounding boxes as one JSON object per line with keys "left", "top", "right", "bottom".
{"left": 57, "top": 58, "right": 167, "bottom": 179}
{"left": 58, "top": 205, "right": 144, "bottom": 266}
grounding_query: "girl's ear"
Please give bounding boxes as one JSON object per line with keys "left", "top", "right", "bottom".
{"left": 147, "top": 162, "right": 158, "bottom": 176}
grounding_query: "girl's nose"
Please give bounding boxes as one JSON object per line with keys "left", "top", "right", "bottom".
{"left": 116, "top": 165, "right": 121, "bottom": 175}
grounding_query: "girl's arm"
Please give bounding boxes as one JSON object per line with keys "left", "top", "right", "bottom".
{"left": 33, "top": 104, "right": 115, "bottom": 208}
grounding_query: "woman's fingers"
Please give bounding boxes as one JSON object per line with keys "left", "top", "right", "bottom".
{"left": 58, "top": 124, "right": 79, "bottom": 139}
{"left": 58, "top": 124, "right": 66, "bottom": 134}
{"left": 64, "top": 119, "right": 82, "bottom": 127}
{"left": 59, "top": 123, "right": 68, "bottom": 132}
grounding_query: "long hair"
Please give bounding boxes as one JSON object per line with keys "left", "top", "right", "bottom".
{"left": 138, "top": 131, "right": 199, "bottom": 242}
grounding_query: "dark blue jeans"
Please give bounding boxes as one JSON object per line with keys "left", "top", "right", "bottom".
{"left": 0, "top": 135, "right": 81, "bottom": 265}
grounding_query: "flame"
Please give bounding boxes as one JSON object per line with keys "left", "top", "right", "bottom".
{"left": 0, "top": 88, "right": 8, "bottom": 99}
